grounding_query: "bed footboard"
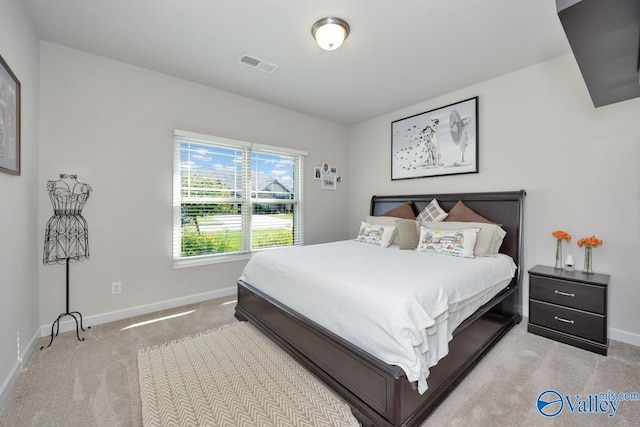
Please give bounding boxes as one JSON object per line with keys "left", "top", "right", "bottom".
{"left": 235, "top": 280, "right": 521, "bottom": 427}
{"left": 236, "top": 281, "right": 400, "bottom": 426}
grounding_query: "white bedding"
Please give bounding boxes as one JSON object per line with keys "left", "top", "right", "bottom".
{"left": 239, "top": 240, "right": 516, "bottom": 394}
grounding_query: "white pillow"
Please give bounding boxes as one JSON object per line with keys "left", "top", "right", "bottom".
{"left": 355, "top": 221, "right": 397, "bottom": 247}
{"left": 417, "top": 199, "right": 448, "bottom": 223}
{"left": 416, "top": 226, "right": 479, "bottom": 258}
{"left": 420, "top": 221, "right": 506, "bottom": 257}
{"left": 366, "top": 215, "right": 404, "bottom": 245}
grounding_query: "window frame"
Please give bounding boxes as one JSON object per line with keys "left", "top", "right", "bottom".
{"left": 173, "top": 130, "right": 306, "bottom": 268}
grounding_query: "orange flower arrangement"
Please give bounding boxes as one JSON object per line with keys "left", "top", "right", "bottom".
{"left": 579, "top": 235, "right": 602, "bottom": 274}
{"left": 577, "top": 236, "right": 603, "bottom": 248}
{"left": 552, "top": 230, "right": 571, "bottom": 269}
{"left": 552, "top": 230, "right": 571, "bottom": 242}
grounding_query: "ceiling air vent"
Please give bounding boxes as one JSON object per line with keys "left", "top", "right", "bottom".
{"left": 239, "top": 54, "right": 278, "bottom": 73}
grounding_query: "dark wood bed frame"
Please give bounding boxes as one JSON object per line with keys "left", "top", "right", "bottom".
{"left": 235, "top": 190, "right": 525, "bottom": 427}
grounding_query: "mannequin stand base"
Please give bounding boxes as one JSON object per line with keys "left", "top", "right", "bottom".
{"left": 41, "top": 311, "right": 90, "bottom": 350}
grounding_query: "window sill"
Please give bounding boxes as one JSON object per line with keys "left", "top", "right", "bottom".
{"left": 173, "top": 252, "right": 252, "bottom": 269}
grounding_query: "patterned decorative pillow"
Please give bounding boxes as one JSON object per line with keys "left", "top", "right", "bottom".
{"left": 416, "top": 226, "right": 480, "bottom": 258}
{"left": 420, "top": 221, "right": 506, "bottom": 257}
{"left": 417, "top": 199, "right": 448, "bottom": 223}
{"left": 367, "top": 215, "right": 403, "bottom": 245}
{"left": 355, "top": 221, "right": 397, "bottom": 247}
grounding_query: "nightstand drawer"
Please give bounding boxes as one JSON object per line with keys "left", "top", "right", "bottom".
{"left": 529, "top": 275, "right": 605, "bottom": 314}
{"left": 529, "top": 300, "right": 605, "bottom": 343}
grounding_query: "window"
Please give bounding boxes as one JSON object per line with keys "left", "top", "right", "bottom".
{"left": 173, "top": 130, "right": 306, "bottom": 266}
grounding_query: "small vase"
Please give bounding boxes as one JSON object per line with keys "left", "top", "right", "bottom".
{"left": 583, "top": 246, "right": 594, "bottom": 275}
{"left": 554, "top": 239, "right": 563, "bottom": 270}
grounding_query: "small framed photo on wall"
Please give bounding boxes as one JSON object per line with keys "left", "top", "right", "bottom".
{"left": 321, "top": 173, "right": 336, "bottom": 190}
{"left": 321, "top": 160, "right": 330, "bottom": 175}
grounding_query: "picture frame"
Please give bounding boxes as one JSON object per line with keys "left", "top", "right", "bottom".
{"left": 321, "top": 173, "right": 336, "bottom": 190}
{"left": 0, "top": 54, "right": 21, "bottom": 176}
{"left": 320, "top": 160, "right": 330, "bottom": 175}
{"left": 391, "top": 96, "right": 478, "bottom": 180}
{"left": 314, "top": 166, "right": 322, "bottom": 180}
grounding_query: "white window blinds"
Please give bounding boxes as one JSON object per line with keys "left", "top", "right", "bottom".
{"left": 173, "top": 130, "right": 305, "bottom": 263}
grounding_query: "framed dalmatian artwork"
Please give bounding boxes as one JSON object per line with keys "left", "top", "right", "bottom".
{"left": 391, "top": 96, "right": 478, "bottom": 180}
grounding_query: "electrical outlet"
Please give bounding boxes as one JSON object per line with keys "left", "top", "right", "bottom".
{"left": 112, "top": 282, "right": 122, "bottom": 295}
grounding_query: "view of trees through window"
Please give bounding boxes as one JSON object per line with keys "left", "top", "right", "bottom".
{"left": 175, "top": 137, "right": 303, "bottom": 259}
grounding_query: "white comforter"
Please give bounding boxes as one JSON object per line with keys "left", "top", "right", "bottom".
{"left": 239, "top": 240, "right": 516, "bottom": 393}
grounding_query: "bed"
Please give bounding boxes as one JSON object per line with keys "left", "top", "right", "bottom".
{"left": 235, "top": 190, "right": 525, "bottom": 427}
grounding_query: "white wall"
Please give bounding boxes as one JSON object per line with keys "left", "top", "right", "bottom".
{"left": 38, "top": 42, "right": 349, "bottom": 325}
{"left": 4, "top": 29, "right": 638, "bottom": 406}
{"left": 0, "top": 0, "right": 41, "bottom": 404}
{"left": 348, "top": 54, "right": 640, "bottom": 345}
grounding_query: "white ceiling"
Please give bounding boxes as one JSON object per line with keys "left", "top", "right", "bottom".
{"left": 24, "top": 0, "right": 571, "bottom": 125}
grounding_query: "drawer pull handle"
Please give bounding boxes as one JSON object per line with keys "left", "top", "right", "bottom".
{"left": 554, "top": 316, "right": 574, "bottom": 324}
{"left": 555, "top": 290, "right": 575, "bottom": 297}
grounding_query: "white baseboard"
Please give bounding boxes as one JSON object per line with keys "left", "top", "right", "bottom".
{"left": 610, "top": 327, "right": 640, "bottom": 347}
{"left": 0, "top": 328, "right": 40, "bottom": 406}
{"left": 39, "top": 287, "right": 237, "bottom": 337}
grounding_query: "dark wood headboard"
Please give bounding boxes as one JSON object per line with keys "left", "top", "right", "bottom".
{"left": 370, "top": 190, "right": 526, "bottom": 288}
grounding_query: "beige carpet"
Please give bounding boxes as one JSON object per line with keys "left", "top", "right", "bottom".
{"left": 138, "top": 322, "right": 359, "bottom": 427}
{"left": 2, "top": 295, "right": 639, "bottom": 426}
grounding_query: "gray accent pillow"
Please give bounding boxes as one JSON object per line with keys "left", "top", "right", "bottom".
{"left": 395, "top": 219, "right": 420, "bottom": 250}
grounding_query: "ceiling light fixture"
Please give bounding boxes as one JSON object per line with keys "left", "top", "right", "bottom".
{"left": 311, "top": 17, "right": 350, "bottom": 51}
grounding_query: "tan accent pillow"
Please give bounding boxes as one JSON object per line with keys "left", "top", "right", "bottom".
{"left": 421, "top": 221, "right": 506, "bottom": 257}
{"left": 444, "top": 201, "right": 494, "bottom": 224}
{"left": 395, "top": 219, "right": 420, "bottom": 250}
{"left": 380, "top": 201, "right": 416, "bottom": 219}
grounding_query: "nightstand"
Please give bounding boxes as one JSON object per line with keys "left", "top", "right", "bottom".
{"left": 528, "top": 265, "right": 610, "bottom": 355}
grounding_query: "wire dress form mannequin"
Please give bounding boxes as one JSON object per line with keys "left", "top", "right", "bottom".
{"left": 42, "top": 174, "right": 92, "bottom": 349}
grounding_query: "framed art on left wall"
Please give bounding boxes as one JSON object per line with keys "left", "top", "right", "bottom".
{"left": 0, "top": 53, "right": 21, "bottom": 176}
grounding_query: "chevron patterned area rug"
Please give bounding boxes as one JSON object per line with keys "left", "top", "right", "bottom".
{"left": 137, "top": 322, "right": 360, "bottom": 427}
